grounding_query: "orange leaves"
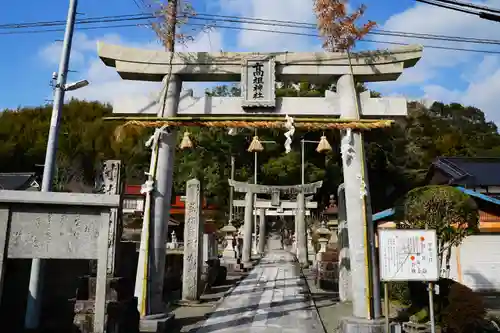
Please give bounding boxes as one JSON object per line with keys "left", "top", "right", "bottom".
{"left": 313, "top": 0, "right": 376, "bottom": 52}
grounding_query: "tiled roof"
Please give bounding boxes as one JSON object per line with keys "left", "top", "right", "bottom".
{"left": 432, "top": 157, "right": 500, "bottom": 186}
{"left": 0, "top": 172, "right": 37, "bottom": 190}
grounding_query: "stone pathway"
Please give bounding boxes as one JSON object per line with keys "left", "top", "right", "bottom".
{"left": 192, "top": 238, "right": 326, "bottom": 333}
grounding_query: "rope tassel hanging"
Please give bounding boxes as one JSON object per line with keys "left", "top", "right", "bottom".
{"left": 179, "top": 131, "right": 193, "bottom": 150}
{"left": 248, "top": 136, "right": 264, "bottom": 152}
{"left": 316, "top": 135, "right": 332, "bottom": 153}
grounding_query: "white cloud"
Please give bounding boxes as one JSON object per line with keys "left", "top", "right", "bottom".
{"left": 219, "top": 0, "right": 321, "bottom": 52}
{"left": 422, "top": 61, "right": 500, "bottom": 123}
{"left": 39, "top": 29, "right": 224, "bottom": 112}
{"left": 369, "top": 1, "right": 500, "bottom": 123}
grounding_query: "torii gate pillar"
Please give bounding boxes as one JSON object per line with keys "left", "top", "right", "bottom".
{"left": 229, "top": 180, "right": 322, "bottom": 268}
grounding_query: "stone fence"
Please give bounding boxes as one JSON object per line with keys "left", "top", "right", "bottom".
{"left": 0, "top": 189, "right": 120, "bottom": 333}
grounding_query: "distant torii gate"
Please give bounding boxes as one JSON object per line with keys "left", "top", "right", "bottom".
{"left": 233, "top": 198, "right": 318, "bottom": 253}
{"left": 97, "top": 42, "right": 422, "bottom": 331}
{"left": 229, "top": 179, "right": 322, "bottom": 268}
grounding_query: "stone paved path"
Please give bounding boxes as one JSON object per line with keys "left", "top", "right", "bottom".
{"left": 193, "top": 237, "right": 325, "bottom": 333}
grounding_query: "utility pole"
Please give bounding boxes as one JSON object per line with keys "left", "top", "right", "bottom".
{"left": 25, "top": 0, "right": 78, "bottom": 329}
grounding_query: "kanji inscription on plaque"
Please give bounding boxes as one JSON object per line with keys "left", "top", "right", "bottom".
{"left": 241, "top": 56, "right": 276, "bottom": 108}
{"left": 378, "top": 229, "right": 439, "bottom": 281}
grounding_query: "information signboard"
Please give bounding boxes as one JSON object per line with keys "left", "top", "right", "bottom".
{"left": 378, "top": 229, "right": 439, "bottom": 282}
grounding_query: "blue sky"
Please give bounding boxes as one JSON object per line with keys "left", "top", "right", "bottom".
{"left": 2, "top": 0, "right": 500, "bottom": 123}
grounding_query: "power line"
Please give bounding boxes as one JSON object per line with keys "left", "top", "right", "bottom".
{"left": 416, "top": 0, "right": 500, "bottom": 22}
{"left": 1, "top": 11, "right": 500, "bottom": 54}
{"left": 430, "top": 0, "right": 500, "bottom": 14}
{"left": 2, "top": 10, "right": 500, "bottom": 46}
{"left": 416, "top": 0, "right": 478, "bottom": 15}
{"left": 182, "top": 22, "right": 500, "bottom": 55}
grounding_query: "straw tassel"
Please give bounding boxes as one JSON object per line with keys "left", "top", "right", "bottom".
{"left": 248, "top": 136, "right": 264, "bottom": 152}
{"left": 179, "top": 131, "right": 193, "bottom": 149}
{"left": 316, "top": 135, "right": 332, "bottom": 153}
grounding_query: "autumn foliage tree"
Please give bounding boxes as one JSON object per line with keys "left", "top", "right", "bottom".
{"left": 314, "top": 0, "right": 376, "bottom": 51}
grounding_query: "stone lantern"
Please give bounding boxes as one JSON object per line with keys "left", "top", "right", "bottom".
{"left": 220, "top": 221, "right": 237, "bottom": 262}
{"left": 316, "top": 221, "right": 331, "bottom": 255}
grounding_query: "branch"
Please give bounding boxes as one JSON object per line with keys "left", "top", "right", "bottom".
{"left": 313, "top": 0, "right": 376, "bottom": 52}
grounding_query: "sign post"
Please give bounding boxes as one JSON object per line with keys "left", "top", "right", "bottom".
{"left": 378, "top": 229, "right": 439, "bottom": 333}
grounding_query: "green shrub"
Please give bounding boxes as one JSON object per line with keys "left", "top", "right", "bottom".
{"left": 441, "top": 282, "right": 486, "bottom": 333}
{"left": 388, "top": 281, "right": 411, "bottom": 305}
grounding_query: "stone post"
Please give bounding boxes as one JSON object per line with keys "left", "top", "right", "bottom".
{"left": 203, "top": 234, "right": 211, "bottom": 264}
{"left": 242, "top": 191, "right": 254, "bottom": 267}
{"left": 171, "top": 231, "right": 178, "bottom": 248}
{"left": 296, "top": 191, "right": 308, "bottom": 267}
{"left": 338, "top": 74, "right": 382, "bottom": 327}
{"left": 258, "top": 208, "right": 266, "bottom": 255}
{"left": 151, "top": 75, "right": 182, "bottom": 314}
{"left": 294, "top": 214, "right": 299, "bottom": 255}
{"left": 307, "top": 229, "right": 316, "bottom": 264}
{"left": 182, "top": 179, "right": 203, "bottom": 301}
{"left": 337, "top": 184, "right": 352, "bottom": 303}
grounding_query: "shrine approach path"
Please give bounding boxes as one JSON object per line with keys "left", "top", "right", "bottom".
{"left": 193, "top": 237, "right": 325, "bottom": 333}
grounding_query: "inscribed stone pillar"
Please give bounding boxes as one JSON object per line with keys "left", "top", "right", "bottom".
{"left": 242, "top": 191, "right": 254, "bottom": 266}
{"left": 258, "top": 208, "right": 266, "bottom": 254}
{"left": 338, "top": 74, "right": 381, "bottom": 319}
{"left": 296, "top": 191, "right": 308, "bottom": 267}
{"left": 182, "top": 179, "right": 203, "bottom": 301}
{"left": 151, "top": 75, "right": 182, "bottom": 314}
{"left": 337, "top": 184, "right": 352, "bottom": 302}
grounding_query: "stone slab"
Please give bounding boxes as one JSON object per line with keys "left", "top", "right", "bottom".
{"left": 139, "top": 313, "right": 175, "bottom": 333}
{"left": 0, "top": 189, "right": 120, "bottom": 207}
{"left": 7, "top": 207, "right": 103, "bottom": 259}
{"left": 229, "top": 180, "right": 323, "bottom": 195}
{"left": 115, "top": 90, "right": 407, "bottom": 117}
{"left": 97, "top": 42, "right": 423, "bottom": 83}
{"left": 233, "top": 200, "right": 318, "bottom": 209}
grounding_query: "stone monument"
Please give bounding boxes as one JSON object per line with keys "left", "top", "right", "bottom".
{"left": 182, "top": 179, "right": 203, "bottom": 301}
{"left": 0, "top": 187, "right": 121, "bottom": 333}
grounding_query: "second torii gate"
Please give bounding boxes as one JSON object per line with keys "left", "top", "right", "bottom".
{"left": 233, "top": 198, "right": 318, "bottom": 254}
{"left": 229, "top": 179, "right": 322, "bottom": 268}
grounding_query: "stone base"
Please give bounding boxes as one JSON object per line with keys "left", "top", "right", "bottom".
{"left": 243, "top": 261, "right": 253, "bottom": 270}
{"left": 340, "top": 316, "right": 386, "bottom": 333}
{"left": 139, "top": 313, "right": 175, "bottom": 333}
{"left": 222, "top": 250, "right": 237, "bottom": 262}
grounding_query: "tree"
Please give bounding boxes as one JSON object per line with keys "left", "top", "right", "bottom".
{"left": 395, "top": 185, "right": 479, "bottom": 271}
{"left": 314, "top": 0, "right": 375, "bottom": 52}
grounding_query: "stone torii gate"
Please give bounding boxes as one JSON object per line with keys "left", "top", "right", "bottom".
{"left": 229, "top": 179, "right": 322, "bottom": 268}
{"left": 233, "top": 198, "right": 318, "bottom": 254}
{"left": 97, "top": 42, "right": 422, "bottom": 332}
